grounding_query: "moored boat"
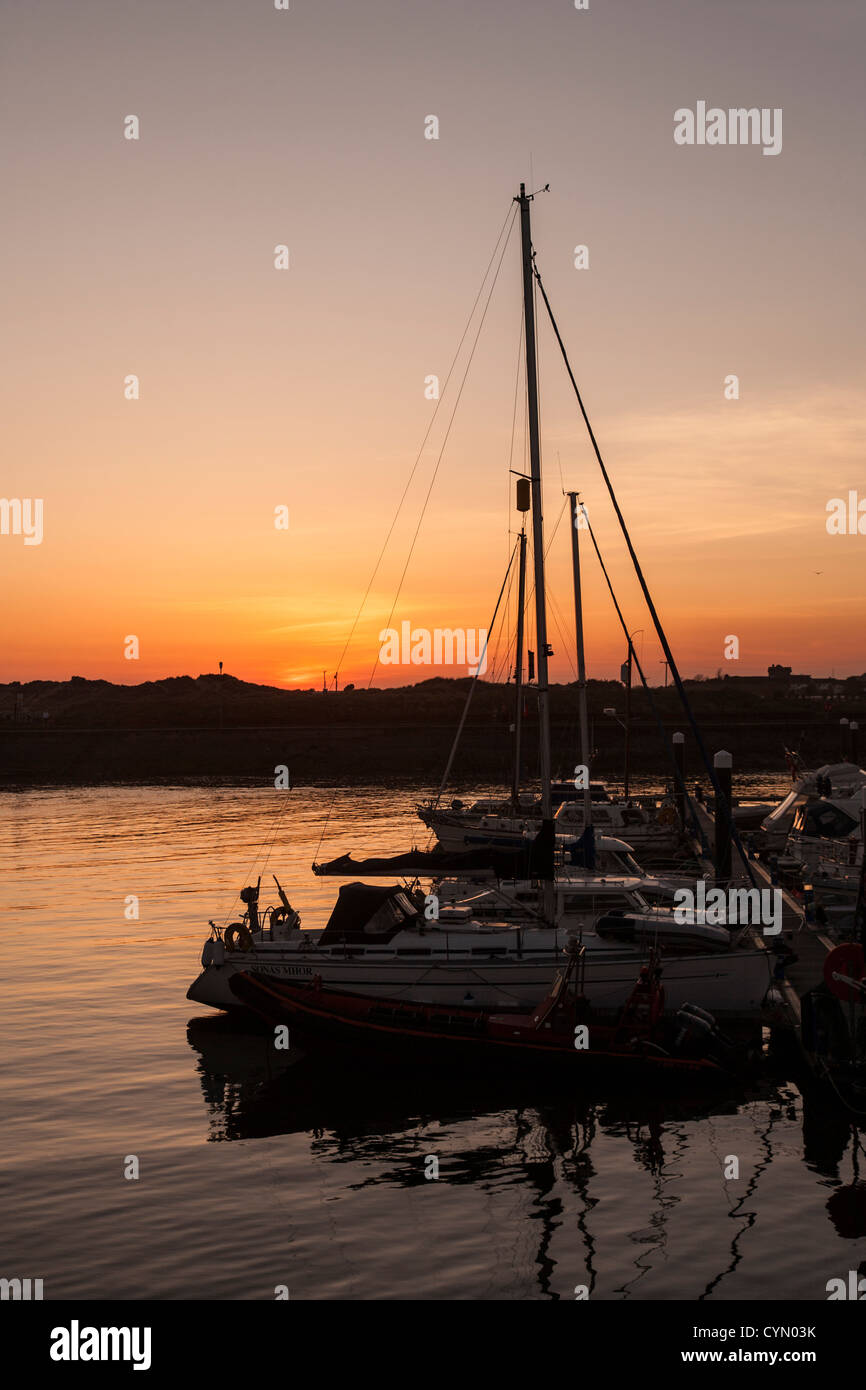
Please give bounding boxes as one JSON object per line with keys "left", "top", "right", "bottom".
{"left": 187, "top": 877, "right": 774, "bottom": 1019}
{"left": 185, "top": 184, "right": 774, "bottom": 1039}
{"left": 419, "top": 797, "right": 680, "bottom": 858}
{"left": 759, "top": 762, "right": 866, "bottom": 852}
{"left": 227, "top": 946, "right": 747, "bottom": 1079}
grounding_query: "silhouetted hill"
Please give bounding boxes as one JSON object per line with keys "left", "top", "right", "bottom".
{"left": 1, "top": 673, "right": 863, "bottom": 784}
{"left": 2, "top": 671, "right": 864, "bottom": 729}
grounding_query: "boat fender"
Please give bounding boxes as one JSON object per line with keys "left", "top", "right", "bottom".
{"left": 212, "top": 939, "right": 226, "bottom": 966}
{"left": 201, "top": 940, "right": 214, "bottom": 967}
{"left": 225, "top": 923, "right": 253, "bottom": 953}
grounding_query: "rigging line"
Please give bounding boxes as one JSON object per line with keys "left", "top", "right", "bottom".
{"left": 485, "top": 493, "right": 571, "bottom": 691}
{"left": 332, "top": 199, "right": 517, "bottom": 684}
{"left": 220, "top": 787, "right": 294, "bottom": 929}
{"left": 430, "top": 540, "right": 520, "bottom": 815}
{"left": 532, "top": 257, "right": 756, "bottom": 885}
{"left": 316, "top": 202, "right": 511, "bottom": 867}
{"left": 488, "top": 548, "right": 519, "bottom": 682}
{"left": 425, "top": 486, "right": 570, "bottom": 821}
{"left": 314, "top": 792, "right": 335, "bottom": 863}
{"left": 547, "top": 588, "right": 579, "bottom": 681}
{"left": 487, "top": 624, "right": 505, "bottom": 686}
{"left": 548, "top": 604, "right": 576, "bottom": 689}
{"left": 579, "top": 498, "right": 705, "bottom": 842}
{"left": 260, "top": 790, "right": 293, "bottom": 877}
{"left": 508, "top": 306, "right": 525, "bottom": 477}
{"left": 365, "top": 207, "right": 519, "bottom": 690}
{"left": 314, "top": 208, "right": 518, "bottom": 863}
{"left": 493, "top": 534, "right": 528, "bottom": 683}
{"left": 489, "top": 551, "right": 520, "bottom": 683}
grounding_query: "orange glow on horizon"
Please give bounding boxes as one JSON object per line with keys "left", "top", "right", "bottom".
{"left": 2, "top": 4, "right": 864, "bottom": 687}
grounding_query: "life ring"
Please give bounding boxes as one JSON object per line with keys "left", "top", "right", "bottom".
{"left": 225, "top": 922, "right": 254, "bottom": 952}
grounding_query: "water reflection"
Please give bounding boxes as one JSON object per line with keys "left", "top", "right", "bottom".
{"left": 7, "top": 781, "right": 864, "bottom": 1300}
{"left": 188, "top": 1012, "right": 749, "bottom": 1148}
{"left": 187, "top": 1010, "right": 866, "bottom": 1298}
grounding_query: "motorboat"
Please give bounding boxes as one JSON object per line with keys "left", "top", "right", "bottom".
{"left": 777, "top": 786, "right": 865, "bottom": 933}
{"left": 227, "top": 944, "right": 750, "bottom": 1080}
{"left": 759, "top": 762, "right": 866, "bottom": 852}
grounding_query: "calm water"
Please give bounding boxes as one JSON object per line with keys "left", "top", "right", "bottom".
{"left": 2, "top": 781, "right": 865, "bottom": 1301}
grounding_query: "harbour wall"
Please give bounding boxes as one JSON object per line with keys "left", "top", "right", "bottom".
{"left": 0, "top": 718, "right": 849, "bottom": 786}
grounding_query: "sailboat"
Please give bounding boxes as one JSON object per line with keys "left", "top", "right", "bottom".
{"left": 187, "top": 184, "right": 774, "bottom": 1023}
{"left": 419, "top": 797, "right": 680, "bottom": 858}
{"left": 418, "top": 470, "right": 679, "bottom": 860}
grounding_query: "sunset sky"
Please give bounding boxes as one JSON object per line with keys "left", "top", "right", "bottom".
{"left": 2, "top": 0, "right": 865, "bottom": 688}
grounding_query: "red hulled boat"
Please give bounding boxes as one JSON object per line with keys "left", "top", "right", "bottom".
{"left": 229, "top": 947, "right": 744, "bottom": 1080}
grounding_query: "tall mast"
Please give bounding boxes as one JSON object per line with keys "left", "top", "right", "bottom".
{"left": 518, "top": 182, "right": 554, "bottom": 905}
{"left": 568, "top": 491, "right": 592, "bottom": 828}
{"left": 511, "top": 483, "right": 529, "bottom": 805}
